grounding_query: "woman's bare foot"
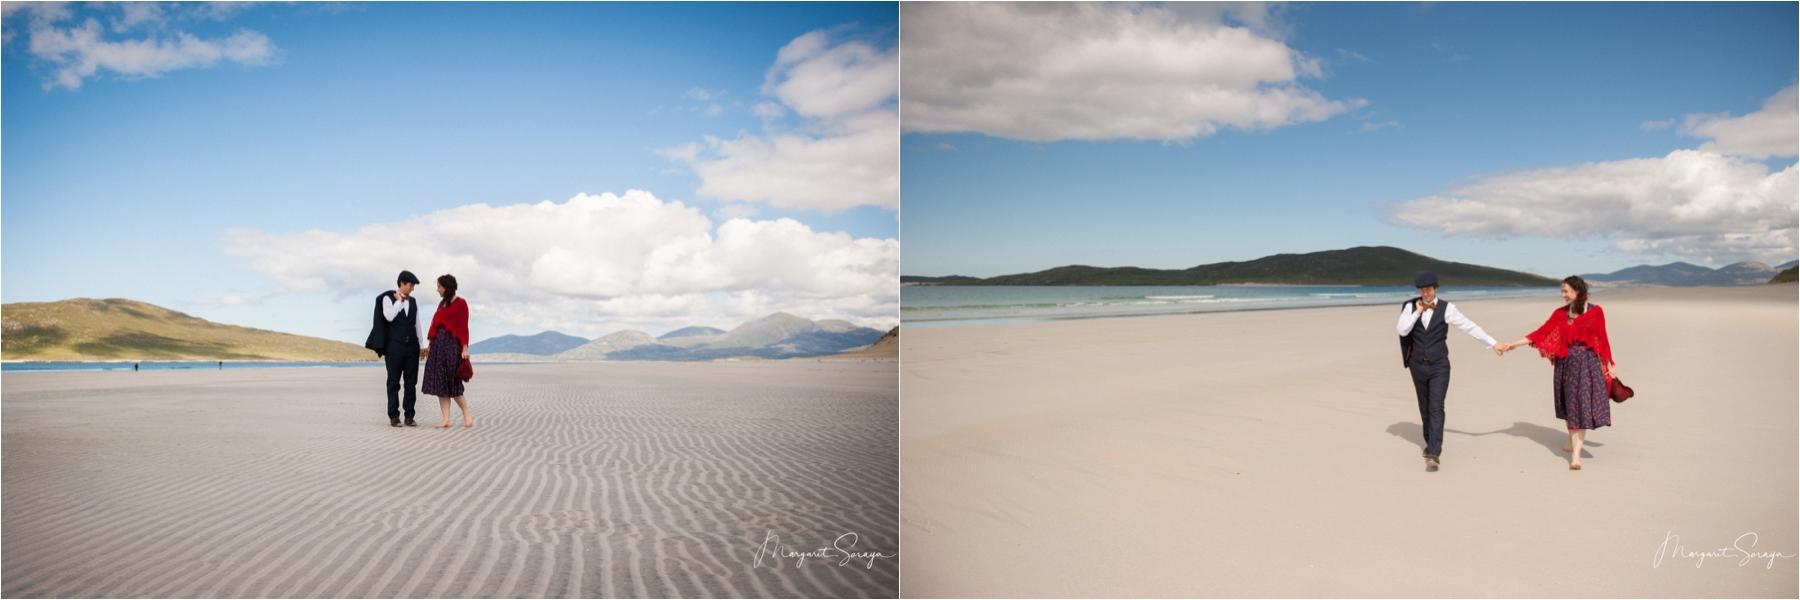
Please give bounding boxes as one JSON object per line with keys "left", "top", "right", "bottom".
{"left": 1563, "top": 443, "right": 1573, "bottom": 453}
{"left": 436, "top": 421, "right": 451, "bottom": 429}
{"left": 1569, "top": 459, "right": 1582, "bottom": 470}
{"left": 462, "top": 417, "right": 473, "bottom": 428}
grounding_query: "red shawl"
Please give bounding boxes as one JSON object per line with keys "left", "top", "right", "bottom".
{"left": 427, "top": 297, "right": 470, "bottom": 349}
{"left": 1526, "top": 303, "right": 1613, "bottom": 376}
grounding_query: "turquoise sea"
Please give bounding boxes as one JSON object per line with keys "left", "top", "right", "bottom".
{"left": 901, "top": 284, "right": 1562, "bottom": 327}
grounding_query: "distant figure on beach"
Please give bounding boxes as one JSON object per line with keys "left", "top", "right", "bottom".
{"left": 1396, "top": 271, "right": 1499, "bottom": 472}
{"left": 421, "top": 274, "right": 473, "bottom": 429}
{"left": 133, "top": 363, "right": 138, "bottom": 372}
{"left": 218, "top": 361, "right": 222, "bottom": 370}
{"left": 365, "top": 270, "right": 427, "bottom": 427}
{"left": 1496, "top": 276, "right": 1617, "bottom": 470}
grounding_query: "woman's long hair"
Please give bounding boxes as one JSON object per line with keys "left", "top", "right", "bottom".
{"left": 1562, "top": 275, "right": 1589, "bottom": 315}
{"left": 437, "top": 274, "right": 458, "bottom": 308}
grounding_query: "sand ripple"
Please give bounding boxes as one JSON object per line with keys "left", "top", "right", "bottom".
{"left": 3, "top": 361, "right": 898, "bottom": 598}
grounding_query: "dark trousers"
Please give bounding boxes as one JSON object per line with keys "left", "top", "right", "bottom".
{"left": 1408, "top": 357, "right": 1450, "bottom": 457}
{"left": 385, "top": 343, "right": 420, "bottom": 420}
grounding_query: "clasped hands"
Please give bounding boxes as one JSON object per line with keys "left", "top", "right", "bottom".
{"left": 1489, "top": 342, "right": 1620, "bottom": 377}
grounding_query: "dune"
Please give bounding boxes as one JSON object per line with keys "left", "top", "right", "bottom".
{"left": 3, "top": 361, "right": 898, "bottom": 598}
{"left": 901, "top": 285, "right": 1797, "bottom": 597}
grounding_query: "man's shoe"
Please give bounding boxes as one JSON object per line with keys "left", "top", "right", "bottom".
{"left": 391, "top": 418, "right": 402, "bottom": 427}
{"left": 1425, "top": 456, "right": 1440, "bottom": 472}
{"left": 405, "top": 419, "right": 418, "bottom": 427}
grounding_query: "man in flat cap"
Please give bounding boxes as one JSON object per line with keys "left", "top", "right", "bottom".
{"left": 366, "top": 270, "right": 428, "bottom": 427}
{"left": 1396, "top": 271, "right": 1499, "bottom": 471}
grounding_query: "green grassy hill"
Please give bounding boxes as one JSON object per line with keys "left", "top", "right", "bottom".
{"left": 1772, "top": 267, "right": 1798, "bottom": 283}
{"left": 3, "top": 298, "right": 375, "bottom": 361}
{"left": 921, "top": 246, "right": 1558, "bottom": 286}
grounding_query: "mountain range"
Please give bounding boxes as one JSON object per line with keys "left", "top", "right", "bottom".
{"left": 2, "top": 298, "right": 372, "bottom": 361}
{"left": 0, "top": 298, "right": 888, "bottom": 363}
{"left": 904, "top": 246, "right": 1558, "bottom": 286}
{"left": 472, "top": 312, "right": 888, "bottom": 361}
{"left": 1582, "top": 260, "right": 1799, "bottom": 287}
{"left": 466, "top": 330, "right": 589, "bottom": 355}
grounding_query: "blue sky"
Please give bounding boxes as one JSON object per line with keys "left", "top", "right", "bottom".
{"left": 4, "top": 2, "right": 899, "bottom": 343}
{"left": 901, "top": 2, "right": 1798, "bottom": 278}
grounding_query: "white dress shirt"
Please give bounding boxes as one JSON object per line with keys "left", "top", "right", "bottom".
{"left": 382, "top": 293, "right": 428, "bottom": 349}
{"left": 1396, "top": 299, "right": 1497, "bottom": 349}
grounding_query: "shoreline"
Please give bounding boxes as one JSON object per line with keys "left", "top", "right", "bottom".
{"left": 0, "top": 360, "right": 382, "bottom": 374}
{"left": 0, "top": 358, "right": 380, "bottom": 363}
{"left": 2, "top": 354, "right": 897, "bottom": 372}
{"left": 905, "top": 283, "right": 1786, "bottom": 329}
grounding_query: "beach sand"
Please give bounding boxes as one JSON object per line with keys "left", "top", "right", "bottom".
{"left": 901, "top": 285, "right": 1797, "bottom": 597}
{"left": 3, "top": 360, "right": 897, "bottom": 598}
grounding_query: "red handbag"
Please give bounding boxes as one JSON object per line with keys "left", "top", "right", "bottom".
{"left": 458, "top": 358, "right": 474, "bottom": 382}
{"left": 1608, "top": 376, "right": 1633, "bottom": 403}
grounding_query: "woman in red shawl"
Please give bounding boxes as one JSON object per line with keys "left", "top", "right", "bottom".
{"left": 1497, "top": 276, "right": 1614, "bottom": 470}
{"left": 420, "top": 274, "right": 473, "bottom": 428}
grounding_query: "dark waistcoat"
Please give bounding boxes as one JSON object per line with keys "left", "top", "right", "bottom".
{"left": 1399, "top": 298, "right": 1449, "bottom": 366}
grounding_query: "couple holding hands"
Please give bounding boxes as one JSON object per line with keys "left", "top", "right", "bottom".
{"left": 1397, "top": 272, "right": 1623, "bottom": 472}
{"left": 364, "top": 270, "right": 474, "bottom": 429}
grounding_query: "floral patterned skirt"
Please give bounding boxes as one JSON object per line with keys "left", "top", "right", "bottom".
{"left": 420, "top": 330, "right": 465, "bottom": 398}
{"left": 1552, "top": 342, "right": 1609, "bottom": 430}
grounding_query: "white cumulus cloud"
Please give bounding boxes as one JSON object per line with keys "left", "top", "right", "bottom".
{"left": 661, "top": 27, "right": 898, "bottom": 213}
{"left": 223, "top": 191, "right": 899, "bottom": 337}
{"left": 1389, "top": 150, "right": 1798, "bottom": 266}
{"left": 1679, "top": 83, "right": 1798, "bottom": 159}
{"left": 1391, "top": 86, "right": 1800, "bottom": 266}
{"left": 899, "top": 2, "right": 1363, "bottom": 142}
